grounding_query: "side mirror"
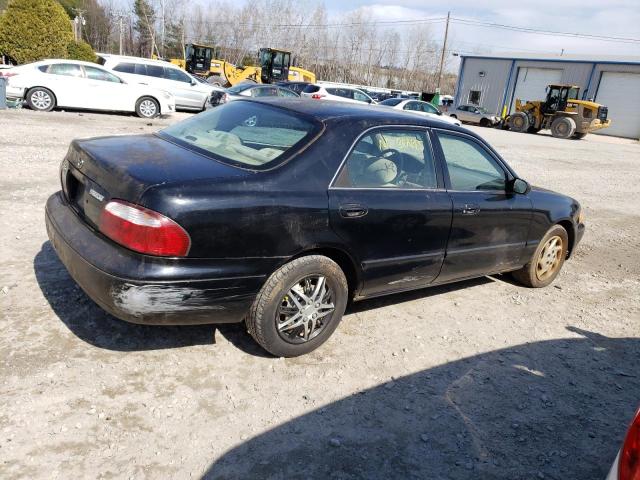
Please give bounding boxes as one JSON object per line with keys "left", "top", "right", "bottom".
{"left": 511, "top": 178, "right": 530, "bottom": 194}
{"left": 191, "top": 79, "right": 197, "bottom": 86}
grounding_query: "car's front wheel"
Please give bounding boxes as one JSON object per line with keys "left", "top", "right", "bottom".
{"left": 512, "top": 225, "right": 568, "bottom": 288}
{"left": 27, "top": 87, "right": 56, "bottom": 112}
{"left": 246, "top": 255, "right": 348, "bottom": 357}
{"left": 135, "top": 96, "right": 160, "bottom": 118}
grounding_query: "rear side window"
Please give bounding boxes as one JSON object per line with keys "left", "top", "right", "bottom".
{"left": 327, "top": 88, "right": 351, "bottom": 98}
{"left": 145, "top": 65, "right": 165, "bottom": 78}
{"left": 379, "top": 98, "right": 402, "bottom": 106}
{"left": 302, "top": 84, "right": 320, "bottom": 93}
{"left": 113, "top": 63, "right": 135, "bottom": 74}
{"left": 334, "top": 129, "right": 437, "bottom": 189}
{"left": 160, "top": 101, "right": 322, "bottom": 170}
{"left": 134, "top": 63, "right": 147, "bottom": 75}
{"left": 48, "top": 63, "right": 83, "bottom": 77}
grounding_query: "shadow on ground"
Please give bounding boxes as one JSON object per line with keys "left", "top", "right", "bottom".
{"left": 204, "top": 329, "right": 639, "bottom": 480}
{"left": 34, "top": 241, "right": 493, "bottom": 355}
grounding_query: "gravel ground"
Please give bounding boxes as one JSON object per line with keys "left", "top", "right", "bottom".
{"left": 0, "top": 109, "right": 638, "bottom": 480}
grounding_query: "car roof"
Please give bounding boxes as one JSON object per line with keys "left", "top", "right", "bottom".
{"left": 242, "top": 98, "right": 460, "bottom": 128}
{"left": 97, "top": 53, "right": 180, "bottom": 68}
{"left": 35, "top": 59, "right": 108, "bottom": 68}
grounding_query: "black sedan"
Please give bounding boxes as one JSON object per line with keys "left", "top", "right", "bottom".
{"left": 45, "top": 99, "right": 585, "bottom": 357}
{"left": 207, "top": 82, "right": 298, "bottom": 108}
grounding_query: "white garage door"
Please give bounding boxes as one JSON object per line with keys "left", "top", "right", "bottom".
{"left": 510, "top": 67, "right": 563, "bottom": 113}
{"left": 594, "top": 72, "right": 640, "bottom": 139}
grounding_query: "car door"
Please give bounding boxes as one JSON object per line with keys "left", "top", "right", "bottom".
{"left": 44, "top": 63, "right": 88, "bottom": 108}
{"left": 431, "top": 129, "right": 532, "bottom": 283}
{"left": 456, "top": 106, "right": 472, "bottom": 123}
{"left": 163, "top": 66, "right": 203, "bottom": 109}
{"left": 82, "top": 65, "right": 131, "bottom": 112}
{"left": 328, "top": 127, "right": 452, "bottom": 297}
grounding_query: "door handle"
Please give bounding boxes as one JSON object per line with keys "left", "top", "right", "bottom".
{"left": 339, "top": 204, "right": 368, "bottom": 218}
{"left": 462, "top": 204, "right": 480, "bottom": 215}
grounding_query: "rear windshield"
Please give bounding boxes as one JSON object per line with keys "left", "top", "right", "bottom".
{"left": 379, "top": 98, "right": 402, "bottom": 106}
{"left": 159, "top": 101, "right": 322, "bottom": 170}
{"left": 302, "top": 84, "right": 320, "bottom": 93}
{"left": 227, "top": 82, "right": 256, "bottom": 94}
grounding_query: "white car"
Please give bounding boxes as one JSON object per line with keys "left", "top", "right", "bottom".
{"left": 301, "top": 85, "right": 375, "bottom": 104}
{"left": 98, "top": 54, "right": 224, "bottom": 112}
{"left": 378, "top": 98, "right": 462, "bottom": 126}
{"left": 447, "top": 104, "right": 501, "bottom": 127}
{"left": 2, "top": 59, "right": 174, "bottom": 118}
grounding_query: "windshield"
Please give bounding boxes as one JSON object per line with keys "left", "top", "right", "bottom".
{"left": 159, "top": 101, "right": 321, "bottom": 170}
{"left": 379, "top": 98, "right": 403, "bottom": 106}
{"left": 475, "top": 106, "right": 488, "bottom": 113}
{"left": 227, "top": 82, "right": 256, "bottom": 95}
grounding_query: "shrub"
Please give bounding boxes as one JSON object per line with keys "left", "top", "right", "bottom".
{"left": 0, "top": 0, "right": 73, "bottom": 64}
{"left": 66, "top": 40, "right": 96, "bottom": 62}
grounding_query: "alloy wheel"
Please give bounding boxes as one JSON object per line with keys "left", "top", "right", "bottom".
{"left": 536, "top": 235, "right": 563, "bottom": 281}
{"left": 31, "top": 90, "right": 52, "bottom": 110}
{"left": 276, "top": 275, "right": 335, "bottom": 344}
{"left": 139, "top": 100, "right": 157, "bottom": 118}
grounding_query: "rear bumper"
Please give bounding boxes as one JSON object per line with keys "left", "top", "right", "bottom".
{"left": 45, "top": 192, "right": 268, "bottom": 325}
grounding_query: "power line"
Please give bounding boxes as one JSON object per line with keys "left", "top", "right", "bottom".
{"left": 450, "top": 17, "right": 640, "bottom": 44}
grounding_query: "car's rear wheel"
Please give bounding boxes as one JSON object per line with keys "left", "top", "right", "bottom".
{"left": 512, "top": 225, "right": 568, "bottom": 288}
{"left": 27, "top": 87, "right": 56, "bottom": 112}
{"left": 479, "top": 118, "right": 491, "bottom": 127}
{"left": 508, "top": 112, "right": 529, "bottom": 132}
{"left": 135, "top": 96, "right": 159, "bottom": 118}
{"left": 246, "top": 255, "right": 348, "bottom": 357}
{"left": 550, "top": 117, "right": 576, "bottom": 139}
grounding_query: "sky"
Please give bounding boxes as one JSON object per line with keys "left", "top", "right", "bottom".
{"left": 321, "top": 0, "right": 640, "bottom": 67}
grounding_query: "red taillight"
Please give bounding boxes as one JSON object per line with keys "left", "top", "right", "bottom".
{"left": 99, "top": 199, "right": 190, "bottom": 257}
{"left": 311, "top": 94, "right": 324, "bottom": 100}
{"left": 221, "top": 93, "right": 229, "bottom": 103}
{"left": 620, "top": 409, "right": 640, "bottom": 480}
{"left": 0, "top": 71, "right": 17, "bottom": 78}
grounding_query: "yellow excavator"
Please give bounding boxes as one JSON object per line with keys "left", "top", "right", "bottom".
{"left": 170, "top": 43, "right": 316, "bottom": 87}
{"left": 506, "top": 84, "right": 611, "bottom": 139}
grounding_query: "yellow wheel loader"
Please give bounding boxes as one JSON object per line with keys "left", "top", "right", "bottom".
{"left": 506, "top": 84, "right": 611, "bottom": 139}
{"left": 170, "top": 43, "right": 315, "bottom": 87}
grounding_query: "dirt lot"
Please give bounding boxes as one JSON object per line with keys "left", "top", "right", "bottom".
{"left": 0, "top": 109, "right": 639, "bottom": 480}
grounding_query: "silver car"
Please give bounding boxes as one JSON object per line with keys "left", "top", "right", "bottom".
{"left": 98, "top": 54, "right": 224, "bottom": 112}
{"left": 206, "top": 82, "right": 298, "bottom": 108}
{"left": 447, "top": 104, "right": 500, "bottom": 127}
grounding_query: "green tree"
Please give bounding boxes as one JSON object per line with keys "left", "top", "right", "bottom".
{"left": 0, "top": 0, "right": 73, "bottom": 64}
{"left": 134, "top": 0, "right": 155, "bottom": 58}
{"left": 66, "top": 39, "right": 95, "bottom": 62}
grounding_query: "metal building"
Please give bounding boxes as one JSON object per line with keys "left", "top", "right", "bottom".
{"left": 453, "top": 53, "right": 640, "bottom": 139}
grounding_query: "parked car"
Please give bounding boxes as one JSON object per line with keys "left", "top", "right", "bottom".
{"left": 2, "top": 59, "right": 174, "bottom": 118}
{"left": 206, "top": 82, "right": 298, "bottom": 108}
{"left": 301, "top": 84, "right": 376, "bottom": 104}
{"left": 98, "top": 54, "right": 223, "bottom": 112}
{"left": 276, "top": 81, "right": 313, "bottom": 95}
{"left": 45, "top": 99, "right": 584, "bottom": 357}
{"left": 606, "top": 407, "right": 639, "bottom": 480}
{"left": 447, "top": 104, "right": 501, "bottom": 126}
{"left": 379, "top": 98, "right": 462, "bottom": 126}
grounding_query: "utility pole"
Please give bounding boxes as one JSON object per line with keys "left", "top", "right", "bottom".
{"left": 160, "top": 0, "right": 165, "bottom": 58}
{"left": 73, "top": 8, "right": 86, "bottom": 42}
{"left": 117, "top": 14, "right": 125, "bottom": 55}
{"left": 436, "top": 11, "right": 450, "bottom": 91}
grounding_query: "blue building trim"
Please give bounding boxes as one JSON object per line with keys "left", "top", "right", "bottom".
{"left": 459, "top": 54, "right": 640, "bottom": 66}
{"left": 453, "top": 56, "right": 465, "bottom": 108}
{"left": 500, "top": 59, "right": 516, "bottom": 117}
{"left": 582, "top": 62, "right": 598, "bottom": 100}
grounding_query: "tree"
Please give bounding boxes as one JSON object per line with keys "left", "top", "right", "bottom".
{"left": 133, "top": 0, "right": 155, "bottom": 58}
{"left": 0, "top": 0, "right": 73, "bottom": 64}
{"left": 66, "top": 39, "right": 95, "bottom": 61}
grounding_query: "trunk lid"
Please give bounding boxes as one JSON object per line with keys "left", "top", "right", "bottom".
{"left": 60, "top": 134, "right": 248, "bottom": 228}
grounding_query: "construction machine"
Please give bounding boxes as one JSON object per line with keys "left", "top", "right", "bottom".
{"left": 170, "top": 43, "right": 315, "bottom": 87}
{"left": 506, "top": 84, "right": 611, "bottom": 139}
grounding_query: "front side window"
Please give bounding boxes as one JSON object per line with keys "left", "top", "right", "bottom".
{"left": 379, "top": 98, "right": 402, "bottom": 106}
{"left": 160, "top": 101, "right": 321, "bottom": 170}
{"left": 251, "top": 87, "right": 279, "bottom": 97}
{"left": 48, "top": 63, "right": 83, "bottom": 77}
{"left": 84, "top": 66, "right": 121, "bottom": 83}
{"left": 334, "top": 129, "right": 437, "bottom": 189}
{"left": 164, "top": 67, "right": 191, "bottom": 83}
{"left": 436, "top": 132, "right": 506, "bottom": 191}
{"left": 353, "top": 90, "right": 370, "bottom": 103}
{"left": 421, "top": 102, "right": 439, "bottom": 114}
{"left": 279, "top": 88, "right": 298, "bottom": 97}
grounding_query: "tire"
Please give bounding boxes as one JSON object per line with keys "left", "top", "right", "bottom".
{"left": 572, "top": 132, "right": 588, "bottom": 139}
{"left": 550, "top": 117, "right": 576, "bottom": 139}
{"left": 449, "top": 114, "right": 457, "bottom": 119}
{"left": 207, "top": 75, "right": 224, "bottom": 87}
{"left": 135, "top": 96, "right": 159, "bottom": 118}
{"left": 246, "top": 255, "right": 348, "bottom": 357}
{"left": 27, "top": 87, "right": 56, "bottom": 112}
{"left": 508, "top": 112, "right": 529, "bottom": 133}
{"left": 512, "top": 225, "right": 569, "bottom": 288}
{"left": 479, "top": 118, "right": 491, "bottom": 127}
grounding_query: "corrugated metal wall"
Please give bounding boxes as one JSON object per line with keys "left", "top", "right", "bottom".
{"left": 454, "top": 57, "right": 512, "bottom": 114}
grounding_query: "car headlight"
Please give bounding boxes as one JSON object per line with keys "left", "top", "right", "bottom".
{"left": 577, "top": 207, "right": 585, "bottom": 224}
